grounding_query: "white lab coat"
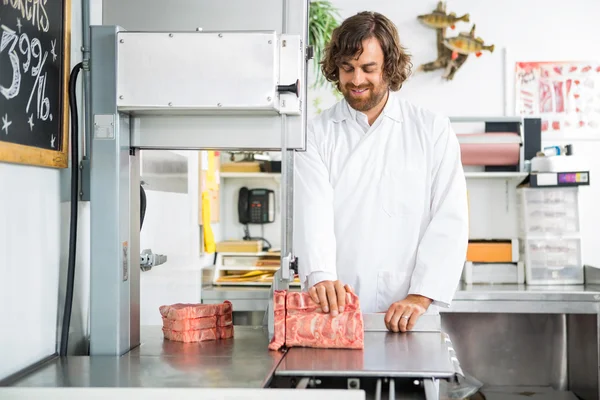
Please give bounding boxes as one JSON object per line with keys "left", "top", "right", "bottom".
{"left": 293, "top": 91, "right": 469, "bottom": 313}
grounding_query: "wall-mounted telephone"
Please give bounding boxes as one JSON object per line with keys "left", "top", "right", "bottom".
{"left": 238, "top": 187, "right": 275, "bottom": 224}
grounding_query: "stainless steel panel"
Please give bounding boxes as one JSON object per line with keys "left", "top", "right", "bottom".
{"left": 0, "top": 388, "right": 366, "bottom": 400}
{"left": 116, "top": 32, "right": 279, "bottom": 112}
{"left": 453, "top": 283, "right": 600, "bottom": 302}
{"left": 129, "top": 148, "right": 141, "bottom": 349}
{"left": 447, "top": 299, "right": 600, "bottom": 314}
{"left": 585, "top": 265, "right": 600, "bottom": 284}
{"left": 567, "top": 314, "right": 599, "bottom": 400}
{"left": 440, "top": 313, "right": 567, "bottom": 387}
{"left": 275, "top": 332, "right": 458, "bottom": 379}
{"left": 199, "top": 283, "right": 600, "bottom": 313}
{"left": 478, "top": 386, "right": 579, "bottom": 400}
{"left": 11, "top": 327, "right": 284, "bottom": 389}
{"left": 232, "top": 311, "right": 266, "bottom": 326}
{"left": 103, "top": 0, "right": 284, "bottom": 32}
{"left": 362, "top": 313, "right": 441, "bottom": 332}
{"left": 90, "top": 26, "right": 135, "bottom": 356}
{"left": 130, "top": 114, "right": 305, "bottom": 150}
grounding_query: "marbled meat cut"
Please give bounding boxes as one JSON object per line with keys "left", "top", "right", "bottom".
{"left": 162, "top": 316, "right": 217, "bottom": 331}
{"left": 217, "top": 325, "right": 235, "bottom": 340}
{"left": 161, "top": 313, "right": 233, "bottom": 331}
{"left": 268, "top": 290, "right": 364, "bottom": 351}
{"left": 267, "top": 290, "right": 287, "bottom": 350}
{"left": 217, "top": 313, "right": 233, "bottom": 327}
{"left": 162, "top": 327, "right": 218, "bottom": 342}
{"left": 159, "top": 301, "right": 234, "bottom": 343}
{"left": 159, "top": 301, "right": 232, "bottom": 320}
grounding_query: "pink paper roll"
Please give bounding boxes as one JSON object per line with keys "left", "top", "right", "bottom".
{"left": 458, "top": 133, "right": 520, "bottom": 166}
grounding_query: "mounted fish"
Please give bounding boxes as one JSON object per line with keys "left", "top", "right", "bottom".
{"left": 417, "top": 11, "right": 470, "bottom": 30}
{"left": 416, "top": 1, "right": 494, "bottom": 80}
{"left": 443, "top": 25, "right": 495, "bottom": 60}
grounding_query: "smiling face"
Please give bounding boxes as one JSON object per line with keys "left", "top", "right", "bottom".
{"left": 338, "top": 37, "right": 389, "bottom": 113}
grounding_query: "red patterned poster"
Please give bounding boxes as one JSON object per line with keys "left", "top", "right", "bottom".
{"left": 515, "top": 61, "right": 600, "bottom": 132}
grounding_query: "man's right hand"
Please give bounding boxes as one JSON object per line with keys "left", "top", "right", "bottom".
{"left": 308, "top": 280, "right": 353, "bottom": 316}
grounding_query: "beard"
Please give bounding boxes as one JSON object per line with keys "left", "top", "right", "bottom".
{"left": 341, "top": 81, "right": 388, "bottom": 112}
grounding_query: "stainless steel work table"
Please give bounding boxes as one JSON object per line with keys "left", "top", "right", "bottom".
{"left": 7, "top": 327, "right": 460, "bottom": 387}
{"left": 201, "top": 279, "right": 600, "bottom": 400}
{"left": 275, "top": 331, "right": 458, "bottom": 379}
{"left": 8, "top": 326, "right": 282, "bottom": 389}
{"left": 5, "top": 325, "right": 461, "bottom": 400}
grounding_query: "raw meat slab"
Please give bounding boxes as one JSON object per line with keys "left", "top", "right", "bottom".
{"left": 268, "top": 290, "right": 287, "bottom": 350}
{"left": 217, "top": 325, "right": 234, "bottom": 340}
{"left": 162, "top": 327, "right": 217, "bottom": 342}
{"left": 268, "top": 290, "right": 364, "bottom": 351}
{"left": 162, "top": 316, "right": 217, "bottom": 331}
{"left": 159, "top": 301, "right": 232, "bottom": 320}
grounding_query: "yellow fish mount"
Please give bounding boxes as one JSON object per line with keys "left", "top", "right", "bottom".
{"left": 417, "top": 11, "right": 470, "bottom": 30}
{"left": 417, "top": 2, "right": 495, "bottom": 80}
{"left": 443, "top": 25, "right": 495, "bottom": 58}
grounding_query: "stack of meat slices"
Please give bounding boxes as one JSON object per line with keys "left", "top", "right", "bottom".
{"left": 159, "top": 301, "right": 234, "bottom": 342}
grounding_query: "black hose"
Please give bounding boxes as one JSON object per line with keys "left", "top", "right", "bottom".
{"left": 60, "top": 62, "right": 83, "bottom": 357}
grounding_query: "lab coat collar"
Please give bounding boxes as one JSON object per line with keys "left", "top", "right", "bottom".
{"left": 331, "top": 90, "right": 403, "bottom": 124}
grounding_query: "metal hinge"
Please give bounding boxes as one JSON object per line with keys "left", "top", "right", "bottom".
{"left": 79, "top": 158, "right": 90, "bottom": 202}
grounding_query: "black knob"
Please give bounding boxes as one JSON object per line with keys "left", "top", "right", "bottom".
{"left": 277, "top": 79, "right": 300, "bottom": 97}
{"left": 290, "top": 257, "right": 299, "bottom": 274}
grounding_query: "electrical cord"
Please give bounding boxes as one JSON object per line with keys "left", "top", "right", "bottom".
{"left": 243, "top": 224, "right": 272, "bottom": 251}
{"left": 61, "top": 62, "right": 83, "bottom": 357}
{"left": 61, "top": 66, "right": 148, "bottom": 356}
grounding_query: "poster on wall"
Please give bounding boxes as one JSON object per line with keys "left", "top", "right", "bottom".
{"left": 514, "top": 61, "right": 600, "bottom": 133}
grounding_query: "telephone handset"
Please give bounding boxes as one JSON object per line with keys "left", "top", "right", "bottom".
{"left": 238, "top": 187, "right": 275, "bottom": 224}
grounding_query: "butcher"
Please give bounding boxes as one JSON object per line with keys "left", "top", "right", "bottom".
{"left": 294, "top": 11, "right": 469, "bottom": 333}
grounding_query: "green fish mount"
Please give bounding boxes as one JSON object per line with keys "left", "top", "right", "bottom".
{"left": 417, "top": 1, "right": 493, "bottom": 80}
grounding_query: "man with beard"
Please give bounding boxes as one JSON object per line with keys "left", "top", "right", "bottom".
{"left": 294, "top": 11, "right": 469, "bottom": 332}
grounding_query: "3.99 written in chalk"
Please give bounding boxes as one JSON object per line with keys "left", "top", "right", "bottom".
{"left": 0, "top": 1, "right": 66, "bottom": 151}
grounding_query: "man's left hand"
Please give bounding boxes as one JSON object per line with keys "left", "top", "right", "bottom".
{"left": 384, "top": 294, "right": 433, "bottom": 333}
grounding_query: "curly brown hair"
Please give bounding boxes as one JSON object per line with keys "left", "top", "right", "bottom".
{"left": 321, "top": 11, "right": 412, "bottom": 91}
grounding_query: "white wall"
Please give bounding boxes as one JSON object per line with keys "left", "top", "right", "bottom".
{"left": 0, "top": 166, "right": 61, "bottom": 380}
{"left": 0, "top": 0, "right": 92, "bottom": 380}
{"left": 308, "top": 0, "right": 600, "bottom": 267}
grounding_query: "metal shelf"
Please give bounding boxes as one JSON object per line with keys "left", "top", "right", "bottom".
{"left": 221, "top": 171, "right": 528, "bottom": 179}
{"left": 465, "top": 172, "right": 528, "bottom": 179}
{"left": 220, "top": 172, "right": 281, "bottom": 179}
{"left": 214, "top": 281, "right": 301, "bottom": 287}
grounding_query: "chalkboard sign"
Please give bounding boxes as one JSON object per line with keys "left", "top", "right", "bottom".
{"left": 0, "top": 0, "right": 71, "bottom": 168}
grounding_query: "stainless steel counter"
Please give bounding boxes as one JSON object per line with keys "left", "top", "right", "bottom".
{"left": 9, "top": 326, "right": 282, "bottom": 389}
{"left": 200, "top": 279, "right": 600, "bottom": 399}
{"left": 275, "top": 331, "right": 458, "bottom": 379}
{"left": 6, "top": 324, "right": 462, "bottom": 400}
{"left": 202, "top": 281, "right": 600, "bottom": 313}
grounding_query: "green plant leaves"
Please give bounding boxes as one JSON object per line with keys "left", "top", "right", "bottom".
{"left": 309, "top": 0, "right": 340, "bottom": 89}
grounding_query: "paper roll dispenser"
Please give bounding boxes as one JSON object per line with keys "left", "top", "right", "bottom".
{"left": 458, "top": 132, "right": 521, "bottom": 166}
{"left": 452, "top": 117, "right": 542, "bottom": 173}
